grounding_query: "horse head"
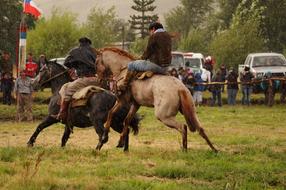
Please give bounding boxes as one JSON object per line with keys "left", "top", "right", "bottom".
{"left": 95, "top": 48, "right": 136, "bottom": 79}
{"left": 32, "top": 60, "right": 69, "bottom": 90}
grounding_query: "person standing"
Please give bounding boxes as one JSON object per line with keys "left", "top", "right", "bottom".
{"left": 226, "top": 67, "right": 238, "bottom": 105}
{"left": 1, "top": 72, "right": 14, "bottom": 105}
{"left": 25, "top": 53, "right": 38, "bottom": 78}
{"left": 14, "top": 70, "right": 34, "bottom": 122}
{"left": 210, "top": 70, "right": 223, "bottom": 107}
{"left": 240, "top": 66, "right": 254, "bottom": 105}
{"left": 38, "top": 54, "right": 48, "bottom": 72}
{"left": 193, "top": 72, "right": 205, "bottom": 106}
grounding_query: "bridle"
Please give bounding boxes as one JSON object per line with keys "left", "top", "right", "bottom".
{"left": 38, "top": 64, "right": 69, "bottom": 87}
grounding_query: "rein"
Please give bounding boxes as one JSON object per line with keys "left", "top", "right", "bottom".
{"left": 39, "top": 69, "right": 69, "bottom": 86}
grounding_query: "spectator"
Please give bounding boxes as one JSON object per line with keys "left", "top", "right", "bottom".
{"left": 25, "top": 53, "right": 38, "bottom": 78}
{"left": 220, "top": 64, "right": 227, "bottom": 92}
{"left": 280, "top": 78, "right": 286, "bottom": 104}
{"left": 38, "top": 54, "right": 47, "bottom": 72}
{"left": 210, "top": 70, "right": 223, "bottom": 107}
{"left": 1, "top": 72, "right": 14, "bottom": 105}
{"left": 226, "top": 67, "right": 239, "bottom": 105}
{"left": 178, "top": 67, "right": 185, "bottom": 81}
{"left": 204, "top": 56, "right": 215, "bottom": 76}
{"left": 201, "top": 66, "right": 211, "bottom": 84}
{"left": 170, "top": 68, "right": 178, "bottom": 78}
{"left": 14, "top": 70, "right": 34, "bottom": 122}
{"left": 240, "top": 66, "right": 254, "bottom": 105}
{"left": 193, "top": 72, "right": 205, "bottom": 106}
{"left": 183, "top": 68, "right": 194, "bottom": 94}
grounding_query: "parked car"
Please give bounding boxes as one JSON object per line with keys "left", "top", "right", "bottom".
{"left": 239, "top": 53, "right": 286, "bottom": 92}
{"left": 183, "top": 52, "right": 204, "bottom": 74}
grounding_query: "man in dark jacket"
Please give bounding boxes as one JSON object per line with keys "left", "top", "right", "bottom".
{"left": 240, "top": 66, "right": 254, "bottom": 105}
{"left": 226, "top": 67, "right": 238, "bottom": 105}
{"left": 210, "top": 70, "right": 224, "bottom": 107}
{"left": 117, "top": 22, "right": 172, "bottom": 92}
{"left": 56, "top": 37, "right": 101, "bottom": 121}
{"left": 1, "top": 72, "right": 14, "bottom": 105}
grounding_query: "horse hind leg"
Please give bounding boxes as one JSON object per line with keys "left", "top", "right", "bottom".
{"left": 156, "top": 115, "right": 188, "bottom": 151}
{"left": 179, "top": 90, "right": 218, "bottom": 152}
{"left": 27, "top": 116, "right": 58, "bottom": 147}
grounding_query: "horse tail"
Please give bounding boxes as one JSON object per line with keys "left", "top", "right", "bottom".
{"left": 129, "top": 113, "right": 141, "bottom": 135}
{"left": 179, "top": 89, "right": 200, "bottom": 133}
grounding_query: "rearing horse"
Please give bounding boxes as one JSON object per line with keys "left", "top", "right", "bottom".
{"left": 96, "top": 48, "right": 217, "bottom": 152}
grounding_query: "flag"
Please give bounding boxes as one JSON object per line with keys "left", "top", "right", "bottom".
{"left": 19, "top": 24, "right": 27, "bottom": 46}
{"left": 23, "top": 0, "right": 42, "bottom": 19}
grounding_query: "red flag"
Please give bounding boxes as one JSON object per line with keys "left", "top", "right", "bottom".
{"left": 23, "top": 0, "right": 42, "bottom": 19}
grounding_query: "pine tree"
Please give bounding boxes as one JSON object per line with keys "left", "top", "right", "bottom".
{"left": 129, "top": 0, "right": 158, "bottom": 38}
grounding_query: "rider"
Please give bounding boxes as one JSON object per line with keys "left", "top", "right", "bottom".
{"left": 55, "top": 37, "right": 101, "bottom": 121}
{"left": 117, "top": 22, "right": 172, "bottom": 92}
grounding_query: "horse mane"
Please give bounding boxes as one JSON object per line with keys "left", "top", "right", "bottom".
{"left": 48, "top": 60, "right": 67, "bottom": 71}
{"left": 99, "top": 47, "right": 137, "bottom": 60}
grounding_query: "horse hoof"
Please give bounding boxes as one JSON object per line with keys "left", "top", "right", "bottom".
{"left": 116, "top": 143, "right": 124, "bottom": 148}
{"left": 101, "top": 130, "right": 109, "bottom": 144}
{"left": 27, "top": 142, "right": 34, "bottom": 147}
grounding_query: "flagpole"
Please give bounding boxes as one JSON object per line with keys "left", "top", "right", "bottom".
{"left": 18, "top": 10, "right": 27, "bottom": 77}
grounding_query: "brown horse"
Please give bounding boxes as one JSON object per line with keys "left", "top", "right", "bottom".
{"left": 96, "top": 48, "right": 217, "bottom": 152}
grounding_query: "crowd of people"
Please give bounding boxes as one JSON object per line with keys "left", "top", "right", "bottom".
{"left": 0, "top": 53, "right": 47, "bottom": 122}
{"left": 168, "top": 64, "right": 286, "bottom": 107}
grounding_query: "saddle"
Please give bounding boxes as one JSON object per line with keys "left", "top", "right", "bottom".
{"left": 57, "top": 86, "right": 106, "bottom": 108}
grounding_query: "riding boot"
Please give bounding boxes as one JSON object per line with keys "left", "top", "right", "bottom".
{"left": 117, "top": 71, "right": 136, "bottom": 92}
{"left": 56, "top": 100, "right": 70, "bottom": 121}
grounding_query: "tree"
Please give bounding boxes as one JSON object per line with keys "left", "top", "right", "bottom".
{"left": 165, "top": 0, "right": 213, "bottom": 36}
{"left": 129, "top": 38, "right": 148, "bottom": 56}
{"left": 209, "top": 20, "right": 265, "bottom": 70}
{"left": 27, "top": 9, "right": 82, "bottom": 59}
{"left": 0, "top": 0, "right": 22, "bottom": 67}
{"left": 84, "top": 6, "right": 124, "bottom": 48}
{"left": 178, "top": 29, "right": 209, "bottom": 54}
{"left": 216, "top": 0, "right": 242, "bottom": 29}
{"left": 129, "top": 0, "right": 158, "bottom": 38}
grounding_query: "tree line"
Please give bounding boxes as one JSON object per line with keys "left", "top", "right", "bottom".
{"left": 1, "top": 0, "right": 286, "bottom": 70}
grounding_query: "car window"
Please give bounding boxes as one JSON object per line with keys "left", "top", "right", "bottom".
{"left": 252, "top": 56, "right": 286, "bottom": 67}
{"left": 171, "top": 54, "right": 184, "bottom": 67}
{"left": 185, "top": 58, "right": 201, "bottom": 68}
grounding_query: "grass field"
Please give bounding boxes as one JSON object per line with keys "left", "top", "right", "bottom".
{"left": 0, "top": 90, "right": 285, "bottom": 190}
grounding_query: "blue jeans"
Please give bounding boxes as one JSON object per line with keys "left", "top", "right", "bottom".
{"left": 211, "top": 90, "right": 222, "bottom": 107}
{"left": 127, "top": 60, "right": 165, "bottom": 74}
{"left": 242, "top": 86, "right": 252, "bottom": 105}
{"left": 227, "top": 89, "right": 238, "bottom": 105}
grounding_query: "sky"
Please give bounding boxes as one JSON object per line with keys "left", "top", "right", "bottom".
{"left": 34, "top": 0, "right": 180, "bottom": 23}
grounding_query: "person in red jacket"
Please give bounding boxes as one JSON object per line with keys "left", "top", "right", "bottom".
{"left": 25, "top": 53, "right": 38, "bottom": 78}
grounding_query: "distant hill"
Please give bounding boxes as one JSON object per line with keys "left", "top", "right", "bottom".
{"left": 34, "top": 0, "right": 180, "bottom": 23}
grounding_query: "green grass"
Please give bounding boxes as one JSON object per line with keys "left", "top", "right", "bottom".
{"left": 0, "top": 90, "right": 285, "bottom": 189}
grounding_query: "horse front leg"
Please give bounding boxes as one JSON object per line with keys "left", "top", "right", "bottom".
{"left": 102, "top": 100, "right": 123, "bottom": 144}
{"left": 61, "top": 125, "right": 73, "bottom": 147}
{"left": 27, "top": 116, "right": 58, "bottom": 147}
{"left": 120, "top": 103, "right": 140, "bottom": 152}
{"left": 94, "top": 120, "right": 104, "bottom": 151}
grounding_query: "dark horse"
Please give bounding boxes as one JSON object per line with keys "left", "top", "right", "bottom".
{"left": 27, "top": 61, "right": 140, "bottom": 150}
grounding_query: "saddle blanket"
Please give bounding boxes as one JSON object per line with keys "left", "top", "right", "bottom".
{"left": 71, "top": 85, "right": 105, "bottom": 107}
